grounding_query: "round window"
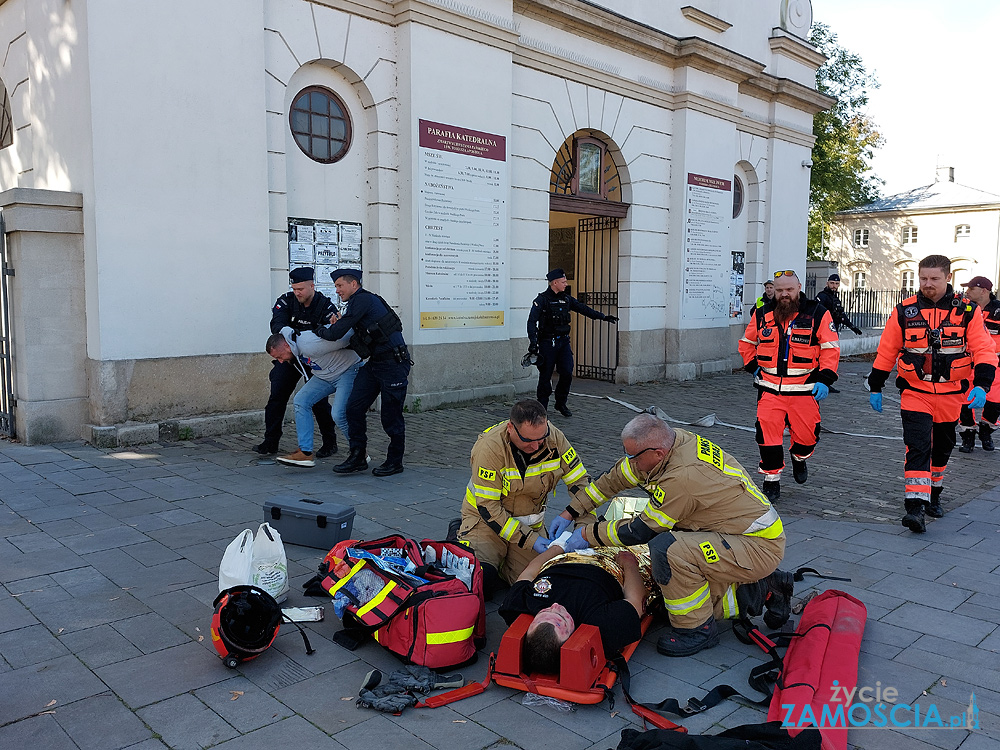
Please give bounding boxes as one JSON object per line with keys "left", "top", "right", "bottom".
{"left": 289, "top": 86, "right": 352, "bottom": 164}
{"left": 732, "top": 174, "right": 744, "bottom": 219}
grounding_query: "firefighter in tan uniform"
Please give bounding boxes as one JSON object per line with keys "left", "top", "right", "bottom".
{"left": 552, "top": 414, "right": 789, "bottom": 657}
{"left": 458, "top": 400, "right": 592, "bottom": 592}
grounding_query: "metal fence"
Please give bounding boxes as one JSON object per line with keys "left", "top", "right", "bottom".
{"left": 842, "top": 289, "right": 908, "bottom": 330}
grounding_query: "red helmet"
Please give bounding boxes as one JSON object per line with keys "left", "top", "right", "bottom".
{"left": 211, "top": 585, "right": 282, "bottom": 668}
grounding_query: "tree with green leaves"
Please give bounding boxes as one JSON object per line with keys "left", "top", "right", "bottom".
{"left": 807, "top": 22, "right": 884, "bottom": 260}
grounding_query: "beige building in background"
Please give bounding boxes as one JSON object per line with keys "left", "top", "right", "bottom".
{"left": 829, "top": 167, "right": 1000, "bottom": 292}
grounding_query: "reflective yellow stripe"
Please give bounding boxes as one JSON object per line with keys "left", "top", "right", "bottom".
{"left": 664, "top": 582, "right": 710, "bottom": 615}
{"left": 722, "top": 584, "right": 738, "bottom": 619}
{"left": 722, "top": 464, "right": 770, "bottom": 505}
{"left": 745, "top": 517, "right": 784, "bottom": 539}
{"left": 500, "top": 517, "right": 520, "bottom": 541}
{"left": 327, "top": 560, "right": 367, "bottom": 595}
{"left": 621, "top": 458, "right": 639, "bottom": 485}
{"left": 525, "top": 460, "right": 561, "bottom": 477}
{"left": 465, "top": 487, "right": 478, "bottom": 508}
{"left": 644, "top": 504, "right": 677, "bottom": 530}
{"left": 426, "top": 626, "right": 475, "bottom": 645}
{"left": 563, "top": 464, "right": 587, "bottom": 483}
{"left": 473, "top": 484, "right": 501, "bottom": 500}
{"left": 585, "top": 484, "right": 608, "bottom": 505}
{"left": 606, "top": 520, "right": 623, "bottom": 546}
{"left": 357, "top": 580, "right": 397, "bottom": 616}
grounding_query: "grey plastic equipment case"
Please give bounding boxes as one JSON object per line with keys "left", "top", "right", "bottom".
{"left": 263, "top": 496, "right": 356, "bottom": 549}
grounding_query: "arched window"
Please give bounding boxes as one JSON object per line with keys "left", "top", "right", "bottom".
{"left": 732, "top": 174, "right": 744, "bottom": 219}
{"left": 288, "top": 86, "right": 352, "bottom": 163}
{"left": 901, "top": 269, "right": 916, "bottom": 293}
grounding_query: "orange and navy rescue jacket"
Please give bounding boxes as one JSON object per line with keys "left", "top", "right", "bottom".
{"left": 738, "top": 294, "right": 840, "bottom": 395}
{"left": 981, "top": 296, "right": 1000, "bottom": 358}
{"left": 869, "top": 287, "right": 996, "bottom": 396}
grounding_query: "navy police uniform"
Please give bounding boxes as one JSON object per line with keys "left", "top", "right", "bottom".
{"left": 317, "top": 269, "right": 410, "bottom": 473}
{"left": 261, "top": 269, "right": 339, "bottom": 452}
{"left": 527, "top": 269, "right": 616, "bottom": 413}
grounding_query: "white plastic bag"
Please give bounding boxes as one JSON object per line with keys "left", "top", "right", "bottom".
{"left": 251, "top": 523, "right": 289, "bottom": 603}
{"left": 218, "top": 528, "right": 254, "bottom": 592}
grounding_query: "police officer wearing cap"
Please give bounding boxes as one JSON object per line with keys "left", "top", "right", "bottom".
{"left": 317, "top": 268, "right": 411, "bottom": 477}
{"left": 256, "top": 267, "right": 340, "bottom": 457}
{"left": 527, "top": 269, "right": 617, "bottom": 417}
{"left": 817, "top": 274, "right": 862, "bottom": 336}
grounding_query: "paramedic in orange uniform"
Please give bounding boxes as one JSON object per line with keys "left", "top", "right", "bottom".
{"left": 957, "top": 276, "right": 1000, "bottom": 453}
{"left": 738, "top": 270, "right": 840, "bottom": 501}
{"left": 868, "top": 255, "right": 996, "bottom": 532}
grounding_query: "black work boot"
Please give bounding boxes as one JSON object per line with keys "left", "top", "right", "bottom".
{"left": 445, "top": 518, "right": 462, "bottom": 543}
{"left": 372, "top": 460, "right": 404, "bottom": 477}
{"left": 980, "top": 423, "right": 995, "bottom": 451}
{"left": 926, "top": 486, "right": 945, "bottom": 519}
{"left": 253, "top": 441, "right": 278, "bottom": 455}
{"left": 657, "top": 616, "right": 719, "bottom": 657}
{"left": 762, "top": 479, "right": 780, "bottom": 501}
{"left": 901, "top": 499, "right": 927, "bottom": 533}
{"left": 791, "top": 458, "right": 808, "bottom": 484}
{"left": 735, "top": 579, "right": 766, "bottom": 619}
{"left": 959, "top": 430, "right": 976, "bottom": 453}
{"left": 332, "top": 448, "right": 369, "bottom": 474}
{"left": 763, "top": 570, "right": 795, "bottom": 629}
{"left": 555, "top": 404, "right": 572, "bottom": 417}
{"left": 316, "top": 436, "right": 338, "bottom": 458}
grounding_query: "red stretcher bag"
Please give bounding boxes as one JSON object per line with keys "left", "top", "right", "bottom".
{"left": 306, "top": 535, "right": 486, "bottom": 669}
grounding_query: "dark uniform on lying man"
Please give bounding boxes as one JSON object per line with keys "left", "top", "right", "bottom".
{"left": 555, "top": 414, "right": 790, "bottom": 657}
{"left": 498, "top": 544, "right": 651, "bottom": 673}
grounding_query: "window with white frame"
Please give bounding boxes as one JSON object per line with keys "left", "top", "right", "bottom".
{"left": 902, "top": 226, "right": 918, "bottom": 244}
{"left": 901, "top": 269, "right": 916, "bottom": 292}
{"left": 955, "top": 224, "right": 971, "bottom": 240}
{"left": 853, "top": 228, "right": 869, "bottom": 247}
{"left": 853, "top": 271, "right": 867, "bottom": 290}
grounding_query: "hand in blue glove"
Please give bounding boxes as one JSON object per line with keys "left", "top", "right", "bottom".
{"left": 548, "top": 514, "right": 572, "bottom": 539}
{"left": 812, "top": 383, "right": 830, "bottom": 402}
{"left": 561, "top": 528, "right": 589, "bottom": 553}
{"left": 869, "top": 393, "right": 882, "bottom": 413}
{"left": 532, "top": 537, "right": 549, "bottom": 555}
{"left": 966, "top": 386, "right": 987, "bottom": 410}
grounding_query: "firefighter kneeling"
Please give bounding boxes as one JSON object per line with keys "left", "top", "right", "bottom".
{"left": 739, "top": 270, "right": 840, "bottom": 500}
{"left": 869, "top": 255, "right": 996, "bottom": 532}
{"left": 548, "top": 414, "right": 791, "bottom": 657}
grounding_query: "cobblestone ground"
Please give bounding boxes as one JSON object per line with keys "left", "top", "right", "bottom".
{"left": 222, "top": 359, "right": 1000, "bottom": 525}
{"left": 3, "top": 360, "right": 1000, "bottom": 750}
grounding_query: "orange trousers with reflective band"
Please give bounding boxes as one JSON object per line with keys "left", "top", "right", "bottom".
{"left": 754, "top": 390, "right": 821, "bottom": 476}
{"left": 900, "top": 389, "right": 964, "bottom": 502}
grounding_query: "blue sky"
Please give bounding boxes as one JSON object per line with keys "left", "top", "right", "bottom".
{"left": 811, "top": 0, "right": 1000, "bottom": 197}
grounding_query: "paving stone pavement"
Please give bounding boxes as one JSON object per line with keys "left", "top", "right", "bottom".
{"left": 2, "top": 362, "right": 1000, "bottom": 749}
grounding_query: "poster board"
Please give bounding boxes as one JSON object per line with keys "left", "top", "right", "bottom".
{"left": 417, "top": 119, "right": 507, "bottom": 329}
{"left": 287, "top": 218, "right": 362, "bottom": 299}
{"left": 681, "top": 173, "right": 732, "bottom": 321}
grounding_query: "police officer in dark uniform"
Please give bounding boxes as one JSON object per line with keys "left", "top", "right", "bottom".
{"left": 816, "top": 274, "right": 862, "bottom": 336}
{"left": 256, "top": 267, "right": 340, "bottom": 456}
{"left": 316, "top": 268, "right": 411, "bottom": 477}
{"left": 527, "top": 268, "right": 617, "bottom": 417}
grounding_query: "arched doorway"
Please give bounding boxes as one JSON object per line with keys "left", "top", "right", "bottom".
{"left": 548, "top": 132, "right": 630, "bottom": 381}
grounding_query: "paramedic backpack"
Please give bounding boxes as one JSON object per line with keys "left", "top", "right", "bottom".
{"left": 303, "top": 534, "right": 486, "bottom": 669}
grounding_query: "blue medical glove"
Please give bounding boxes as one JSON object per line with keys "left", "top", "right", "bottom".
{"left": 562, "top": 528, "right": 589, "bottom": 553}
{"left": 812, "top": 383, "right": 829, "bottom": 402}
{"left": 532, "top": 537, "right": 549, "bottom": 555}
{"left": 869, "top": 393, "right": 882, "bottom": 413}
{"left": 966, "top": 386, "right": 987, "bottom": 410}
{"left": 548, "top": 515, "right": 572, "bottom": 539}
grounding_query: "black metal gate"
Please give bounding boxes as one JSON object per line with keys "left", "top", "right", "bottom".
{"left": 572, "top": 216, "right": 618, "bottom": 381}
{"left": 0, "top": 215, "right": 14, "bottom": 437}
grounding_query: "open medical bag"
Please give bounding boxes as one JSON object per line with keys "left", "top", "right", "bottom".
{"left": 304, "top": 534, "right": 486, "bottom": 669}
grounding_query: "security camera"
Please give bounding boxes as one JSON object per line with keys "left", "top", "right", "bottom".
{"left": 802, "top": 159, "right": 813, "bottom": 168}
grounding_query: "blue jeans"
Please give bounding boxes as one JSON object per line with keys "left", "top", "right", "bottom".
{"left": 293, "top": 362, "right": 361, "bottom": 452}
